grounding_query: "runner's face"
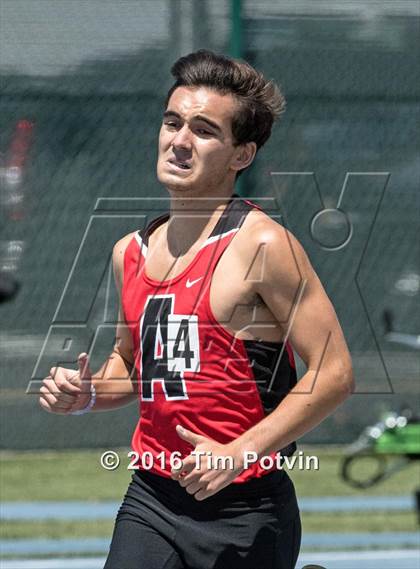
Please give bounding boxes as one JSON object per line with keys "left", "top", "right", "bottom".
{"left": 157, "top": 86, "right": 241, "bottom": 194}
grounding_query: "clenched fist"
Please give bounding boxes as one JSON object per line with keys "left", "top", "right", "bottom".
{"left": 39, "top": 353, "right": 92, "bottom": 415}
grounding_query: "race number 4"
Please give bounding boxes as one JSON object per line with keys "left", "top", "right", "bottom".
{"left": 167, "top": 314, "right": 199, "bottom": 373}
{"left": 140, "top": 295, "right": 200, "bottom": 401}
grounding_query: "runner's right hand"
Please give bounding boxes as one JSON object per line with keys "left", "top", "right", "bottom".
{"left": 39, "top": 353, "right": 92, "bottom": 415}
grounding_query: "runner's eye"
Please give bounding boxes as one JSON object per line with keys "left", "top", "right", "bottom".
{"left": 196, "top": 128, "right": 212, "bottom": 136}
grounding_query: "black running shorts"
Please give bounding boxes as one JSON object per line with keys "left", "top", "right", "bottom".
{"left": 104, "top": 468, "right": 301, "bottom": 569}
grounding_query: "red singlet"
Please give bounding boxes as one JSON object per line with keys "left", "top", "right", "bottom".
{"left": 122, "top": 196, "right": 297, "bottom": 483}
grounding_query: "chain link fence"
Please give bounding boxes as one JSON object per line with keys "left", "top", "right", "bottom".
{"left": 1, "top": 0, "right": 419, "bottom": 449}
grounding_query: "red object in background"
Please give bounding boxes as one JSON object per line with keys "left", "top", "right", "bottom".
{"left": 6, "top": 119, "right": 35, "bottom": 171}
{"left": 0, "top": 119, "right": 35, "bottom": 299}
{"left": 2, "top": 119, "right": 35, "bottom": 221}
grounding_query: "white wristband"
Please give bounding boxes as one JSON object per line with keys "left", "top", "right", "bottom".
{"left": 70, "top": 384, "right": 96, "bottom": 415}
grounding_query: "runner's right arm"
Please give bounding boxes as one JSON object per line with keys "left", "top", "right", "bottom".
{"left": 39, "top": 233, "right": 138, "bottom": 415}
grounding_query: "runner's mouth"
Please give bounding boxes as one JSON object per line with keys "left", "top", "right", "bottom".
{"left": 168, "top": 159, "right": 192, "bottom": 170}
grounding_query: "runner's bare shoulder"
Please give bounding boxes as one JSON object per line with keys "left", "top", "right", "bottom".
{"left": 236, "top": 207, "right": 308, "bottom": 283}
{"left": 113, "top": 232, "right": 137, "bottom": 291}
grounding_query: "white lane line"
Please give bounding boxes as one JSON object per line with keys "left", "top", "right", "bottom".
{"left": 0, "top": 559, "right": 106, "bottom": 569}
{"left": 298, "top": 549, "right": 420, "bottom": 561}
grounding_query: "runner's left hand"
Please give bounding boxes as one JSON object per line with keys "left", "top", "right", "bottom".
{"left": 171, "top": 425, "right": 244, "bottom": 500}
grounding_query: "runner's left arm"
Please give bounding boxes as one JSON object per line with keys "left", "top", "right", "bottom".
{"left": 229, "top": 222, "right": 354, "bottom": 461}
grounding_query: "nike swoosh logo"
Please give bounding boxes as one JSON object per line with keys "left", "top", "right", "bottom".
{"left": 186, "top": 276, "right": 204, "bottom": 288}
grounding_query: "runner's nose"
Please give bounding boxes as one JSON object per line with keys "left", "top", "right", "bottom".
{"left": 172, "top": 124, "right": 192, "bottom": 152}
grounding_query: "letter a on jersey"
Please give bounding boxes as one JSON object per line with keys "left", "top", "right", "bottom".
{"left": 140, "top": 294, "right": 200, "bottom": 401}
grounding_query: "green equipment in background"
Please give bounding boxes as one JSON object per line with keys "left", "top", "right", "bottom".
{"left": 341, "top": 407, "right": 420, "bottom": 489}
{"left": 342, "top": 407, "right": 420, "bottom": 524}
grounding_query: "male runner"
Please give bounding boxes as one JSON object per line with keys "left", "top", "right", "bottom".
{"left": 39, "top": 50, "right": 354, "bottom": 569}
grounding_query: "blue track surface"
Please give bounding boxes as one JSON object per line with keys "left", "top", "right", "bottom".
{"left": 2, "top": 496, "right": 418, "bottom": 568}
{"left": 1, "top": 551, "right": 420, "bottom": 569}
{"left": 1, "top": 495, "right": 415, "bottom": 520}
{"left": 1, "top": 533, "right": 419, "bottom": 555}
